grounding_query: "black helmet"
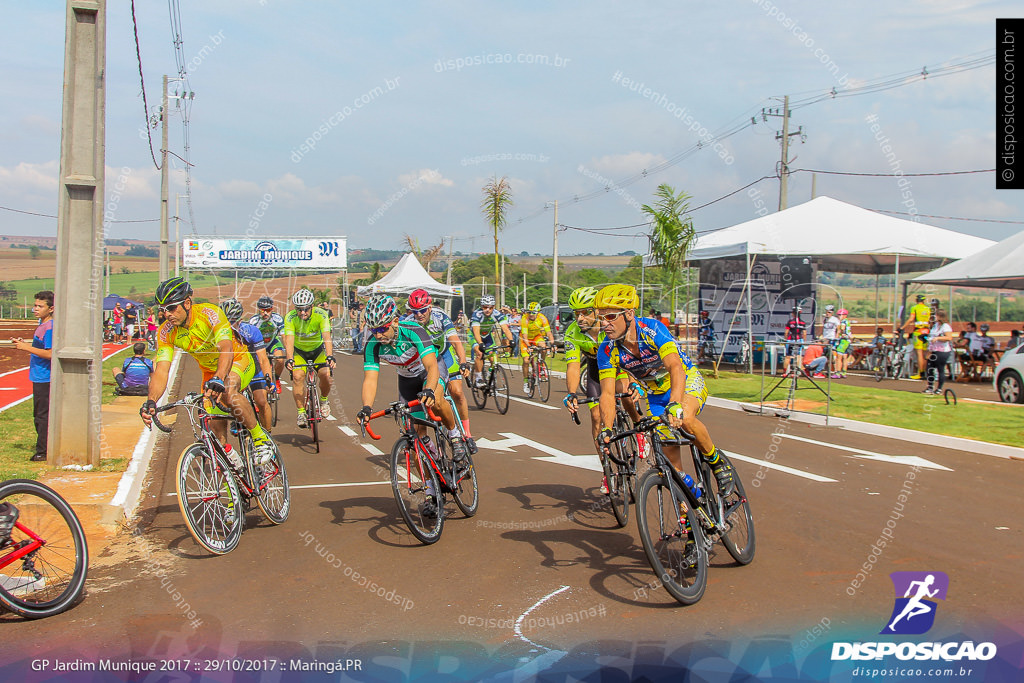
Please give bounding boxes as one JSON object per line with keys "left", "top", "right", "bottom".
{"left": 220, "top": 298, "right": 244, "bottom": 324}
{"left": 916, "top": 294, "right": 926, "bottom": 302}
{"left": 980, "top": 323, "right": 990, "bottom": 332}
{"left": 257, "top": 295, "right": 274, "bottom": 310}
{"left": 154, "top": 276, "right": 193, "bottom": 306}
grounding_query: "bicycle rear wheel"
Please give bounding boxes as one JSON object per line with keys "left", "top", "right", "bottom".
{"left": 525, "top": 359, "right": 537, "bottom": 399}
{"left": 635, "top": 469, "right": 708, "bottom": 605}
{"left": 493, "top": 365, "right": 510, "bottom": 414}
{"left": 706, "top": 453, "right": 755, "bottom": 564}
{"left": 0, "top": 479, "right": 88, "bottom": 619}
{"left": 442, "top": 437, "right": 479, "bottom": 517}
{"left": 246, "top": 437, "right": 290, "bottom": 525}
{"left": 874, "top": 356, "right": 887, "bottom": 382}
{"left": 538, "top": 361, "right": 551, "bottom": 402}
{"left": 389, "top": 437, "right": 444, "bottom": 544}
{"left": 176, "top": 444, "right": 243, "bottom": 555}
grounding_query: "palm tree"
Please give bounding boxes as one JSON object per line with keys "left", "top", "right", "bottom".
{"left": 481, "top": 176, "right": 513, "bottom": 305}
{"left": 642, "top": 184, "right": 696, "bottom": 317}
{"left": 403, "top": 234, "right": 446, "bottom": 274}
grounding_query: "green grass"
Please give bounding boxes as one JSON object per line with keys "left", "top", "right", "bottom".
{"left": 3, "top": 272, "right": 162, "bottom": 315}
{"left": 0, "top": 347, "right": 134, "bottom": 481}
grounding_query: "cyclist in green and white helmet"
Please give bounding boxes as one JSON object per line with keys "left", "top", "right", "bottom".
{"left": 283, "top": 288, "right": 335, "bottom": 428}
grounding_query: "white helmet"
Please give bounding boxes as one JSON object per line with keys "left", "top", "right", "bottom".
{"left": 292, "top": 289, "right": 315, "bottom": 307}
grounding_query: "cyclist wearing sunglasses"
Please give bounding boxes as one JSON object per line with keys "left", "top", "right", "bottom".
{"left": 470, "top": 295, "right": 513, "bottom": 388}
{"left": 141, "top": 277, "right": 276, "bottom": 465}
{"left": 283, "top": 289, "right": 336, "bottom": 428}
{"left": 249, "top": 295, "right": 286, "bottom": 393}
{"left": 519, "top": 301, "right": 555, "bottom": 394}
{"left": 594, "top": 284, "right": 735, "bottom": 496}
{"left": 358, "top": 294, "right": 470, "bottom": 462}
{"left": 401, "top": 289, "right": 476, "bottom": 452}
{"left": 221, "top": 298, "right": 276, "bottom": 431}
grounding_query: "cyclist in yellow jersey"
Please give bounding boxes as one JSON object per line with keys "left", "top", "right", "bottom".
{"left": 520, "top": 301, "right": 555, "bottom": 394}
{"left": 140, "top": 277, "right": 276, "bottom": 465}
{"left": 902, "top": 294, "right": 932, "bottom": 379}
{"left": 283, "top": 288, "right": 336, "bottom": 428}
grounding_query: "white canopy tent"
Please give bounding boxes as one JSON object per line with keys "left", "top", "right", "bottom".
{"left": 355, "top": 252, "right": 459, "bottom": 298}
{"left": 910, "top": 229, "right": 1024, "bottom": 290}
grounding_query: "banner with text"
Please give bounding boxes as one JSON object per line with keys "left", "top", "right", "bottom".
{"left": 183, "top": 237, "right": 347, "bottom": 270}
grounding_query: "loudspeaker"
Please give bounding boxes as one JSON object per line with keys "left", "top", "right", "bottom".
{"left": 780, "top": 257, "right": 813, "bottom": 298}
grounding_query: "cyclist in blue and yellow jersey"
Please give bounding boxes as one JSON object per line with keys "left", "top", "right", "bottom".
{"left": 470, "top": 295, "right": 514, "bottom": 389}
{"left": 358, "top": 294, "right": 469, "bottom": 463}
{"left": 594, "top": 284, "right": 736, "bottom": 496}
{"left": 902, "top": 293, "right": 932, "bottom": 380}
{"left": 402, "top": 288, "right": 476, "bottom": 452}
{"left": 283, "top": 288, "right": 336, "bottom": 428}
{"left": 140, "top": 277, "right": 276, "bottom": 465}
{"left": 221, "top": 298, "right": 276, "bottom": 431}
{"left": 519, "top": 301, "right": 555, "bottom": 395}
{"left": 249, "top": 295, "right": 286, "bottom": 393}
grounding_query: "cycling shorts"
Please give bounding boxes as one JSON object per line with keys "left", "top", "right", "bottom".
{"left": 397, "top": 373, "right": 447, "bottom": 419}
{"left": 294, "top": 344, "right": 327, "bottom": 369}
{"left": 832, "top": 339, "right": 850, "bottom": 354}
{"left": 519, "top": 334, "right": 547, "bottom": 359}
{"left": 474, "top": 334, "right": 502, "bottom": 356}
{"left": 440, "top": 347, "right": 462, "bottom": 379}
{"left": 912, "top": 331, "right": 928, "bottom": 351}
{"left": 645, "top": 369, "right": 708, "bottom": 419}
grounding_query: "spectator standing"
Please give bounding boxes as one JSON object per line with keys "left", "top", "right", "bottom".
{"left": 923, "top": 310, "right": 954, "bottom": 395}
{"left": 820, "top": 304, "right": 841, "bottom": 378}
{"left": 123, "top": 303, "right": 137, "bottom": 341}
{"left": 145, "top": 307, "right": 158, "bottom": 351}
{"left": 112, "top": 342, "right": 154, "bottom": 395}
{"left": 504, "top": 306, "right": 522, "bottom": 351}
{"left": 782, "top": 306, "right": 807, "bottom": 376}
{"left": 835, "top": 309, "right": 852, "bottom": 377}
{"left": 111, "top": 302, "right": 124, "bottom": 343}
{"left": 11, "top": 291, "right": 54, "bottom": 462}
{"left": 349, "top": 302, "right": 365, "bottom": 353}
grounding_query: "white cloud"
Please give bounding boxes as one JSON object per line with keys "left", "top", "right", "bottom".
{"left": 397, "top": 169, "right": 454, "bottom": 188}
{"left": 0, "top": 160, "right": 58, "bottom": 194}
{"left": 589, "top": 152, "right": 668, "bottom": 177}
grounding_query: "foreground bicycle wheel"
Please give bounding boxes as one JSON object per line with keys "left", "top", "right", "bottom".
{"left": 442, "top": 437, "right": 479, "bottom": 517}
{"left": 713, "top": 454, "right": 755, "bottom": 565}
{"left": 635, "top": 469, "right": 708, "bottom": 605}
{"left": 389, "top": 437, "right": 444, "bottom": 544}
{"left": 176, "top": 444, "right": 243, "bottom": 555}
{"left": 606, "top": 412, "right": 637, "bottom": 528}
{"left": 493, "top": 365, "right": 510, "bottom": 414}
{"left": 471, "top": 374, "right": 488, "bottom": 410}
{"left": 246, "top": 437, "right": 290, "bottom": 525}
{"left": 537, "top": 360, "right": 551, "bottom": 402}
{"left": 0, "top": 479, "right": 88, "bottom": 618}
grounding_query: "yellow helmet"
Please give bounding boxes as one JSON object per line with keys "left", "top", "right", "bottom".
{"left": 527, "top": 302, "right": 541, "bottom": 313}
{"left": 595, "top": 284, "right": 639, "bottom": 310}
{"left": 568, "top": 286, "right": 599, "bottom": 310}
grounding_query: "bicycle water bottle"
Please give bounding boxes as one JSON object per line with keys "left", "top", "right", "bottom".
{"left": 223, "top": 444, "right": 244, "bottom": 472}
{"left": 421, "top": 435, "right": 438, "bottom": 457}
{"left": 682, "top": 473, "right": 703, "bottom": 501}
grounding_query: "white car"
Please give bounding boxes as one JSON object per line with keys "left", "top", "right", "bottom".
{"left": 994, "top": 343, "right": 1024, "bottom": 403}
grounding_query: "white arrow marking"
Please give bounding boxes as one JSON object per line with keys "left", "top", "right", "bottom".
{"left": 474, "top": 432, "right": 604, "bottom": 472}
{"left": 778, "top": 434, "right": 952, "bottom": 471}
{"left": 726, "top": 452, "right": 837, "bottom": 483}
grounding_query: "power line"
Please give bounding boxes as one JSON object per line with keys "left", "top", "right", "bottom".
{"left": 130, "top": 0, "right": 160, "bottom": 171}
{"left": 0, "top": 205, "right": 159, "bottom": 223}
{"left": 868, "top": 208, "right": 1024, "bottom": 225}
{"left": 792, "top": 168, "right": 994, "bottom": 178}
{"left": 167, "top": 0, "right": 198, "bottom": 234}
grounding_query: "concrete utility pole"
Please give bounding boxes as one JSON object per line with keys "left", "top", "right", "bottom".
{"left": 552, "top": 200, "right": 559, "bottom": 305}
{"left": 159, "top": 74, "right": 169, "bottom": 282}
{"left": 445, "top": 235, "right": 454, "bottom": 316}
{"left": 761, "top": 96, "right": 804, "bottom": 211}
{"left": 51, "top": 0, "right": 105, "bottom": 467}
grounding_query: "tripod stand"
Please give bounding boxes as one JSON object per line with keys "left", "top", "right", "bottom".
{"left": 761, "top": 340, "right": 833, "bottom": 411}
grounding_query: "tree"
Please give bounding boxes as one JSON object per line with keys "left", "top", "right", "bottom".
{"left": 29, "top": 245, "right": 41, "bottom": 259}
{"left": 403, "top": 234, "right": 446, "bottom": 273}
{"left": 481, "top": 176, "right": 513, "bottom": 305}
{"left": 0, "top": 281, "right": 16, "bottom": 301}
{"left": 642, "top": 184, "right": 696, "bottom": 315}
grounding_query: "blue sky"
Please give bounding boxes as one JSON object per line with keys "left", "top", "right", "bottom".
{"left": 1, "top": 1, "right": 1020, "bottom": 256}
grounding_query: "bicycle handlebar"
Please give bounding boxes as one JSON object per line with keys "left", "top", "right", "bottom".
{"left": 151, "top": 392, "right": 233, "bottom": 433}
{"left": 567, "top": 391, "right": 643, "bottom": 425}
{"left": 360, "top": 399, "right": 442, "bottom": 441}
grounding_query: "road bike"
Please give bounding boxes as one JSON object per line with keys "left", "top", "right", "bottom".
{"left": 266, "top": 365, "right": 281, "bottom": 428}
{"left": 732, "top": 337, "right": 751, "bottom": 373}
{"left": 524, "top": 343, "right": 552, "bottom": 402}
{"left": 696, "top": 336, "right": 717, "bottom": 365}
{"left": 569, "top": 393, "right": 641, "bottom": 528}
{"left": 295, "top": 361, "right": 331, "bottom": 452}
{"left": 0, "top": 479, "right": 88, "bottom": 618}
{"left": 470, "top": 344, "right": 510, "bottom": 414}
{"left": 153, "top": 392, "right": 290, "bottom": 555}
{"left": 362, "top": 398, "right": 479, "bottom": 544}
{"left": 874, "top": 334, "right": 910, "bottom": 382}
{"left": 605, "top": 416, "right": 755, "bottom": 605}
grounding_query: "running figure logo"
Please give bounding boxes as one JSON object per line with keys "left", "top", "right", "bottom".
{"left": 881, "top": 571, "right": 949, "bottom": 635}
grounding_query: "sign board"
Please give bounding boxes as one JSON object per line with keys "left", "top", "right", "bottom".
{"left": 183, "top": 237, "right": 347, "bottom": 270}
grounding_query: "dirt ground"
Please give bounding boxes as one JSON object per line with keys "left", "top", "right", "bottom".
{"left": 0, "top": 319, "right": 40, "bottom": 375}
{"left": 0, "top": 250, "right": 159, "bottom": 281}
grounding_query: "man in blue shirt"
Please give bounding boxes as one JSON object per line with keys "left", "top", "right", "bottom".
{"left": 112, "top": 342, "right": 154, "bottom": 396}
{"left": 222, "top": 298, "right": 276, "bottom": 431}
{"left": 12, "top": 291, "right": 54, "bottom": 462}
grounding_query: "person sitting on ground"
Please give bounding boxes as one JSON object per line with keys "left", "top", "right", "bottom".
{"left": 112, "top": 342, "right": 154, "bottom": 396}
{"left": 802, "top": 342, "right": 829, "bottom": 378}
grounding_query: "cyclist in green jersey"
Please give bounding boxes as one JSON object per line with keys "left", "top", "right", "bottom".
{"left": 470, "top": 295, "right": 513, "bottom": 388}
{"left": 283, "top": 288, "right": 336, "bottom": 428}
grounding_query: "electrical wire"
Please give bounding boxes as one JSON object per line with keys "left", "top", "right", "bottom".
{"left": 0, "top": 205, "right": 158, "bottom": 223}
{"left": 131, "top": 0, "right": 160, "bottom": 171}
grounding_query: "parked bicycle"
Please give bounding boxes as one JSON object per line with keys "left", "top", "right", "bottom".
{"left": 570, "top": 393, "right": 641, "bottom": 528}
{"left": 524, "top": 344, "right": 552, "bottom": 402}
{"left": 362, "top": 398, "right": 479, "bottom": 545}
{"left": 605, "top": 416, "right": 755, "bottom": 605}
{"left": 0, "top": 479, "right": 88, "bottom": 618}
{"left": 696, "top": 336, "right": 717, "bottom": 365}
{"left": 874, "top": 332, "right": 910, "bottom": 382}
{"left": 470, "top": 344, "right": 510, "bottom": 414}
{"left": 732, "top": 337, "right": 751, "bottom": 373}
{"left": 153, "top": 392, "right": 290, "bottom": 555}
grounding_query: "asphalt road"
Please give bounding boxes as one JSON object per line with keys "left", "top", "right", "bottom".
{"left": 2, "top": 351, "right": 1022, "bottom": 681}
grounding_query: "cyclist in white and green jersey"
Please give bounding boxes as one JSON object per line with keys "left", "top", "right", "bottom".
{"left": 470, "top": 295, "right": 513, "bottom": 388}
{"left": 283, "top": 288, "right": 336, "bottom": 428}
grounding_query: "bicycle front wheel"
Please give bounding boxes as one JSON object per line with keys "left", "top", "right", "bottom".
{"left": 270, "top": 390, "right": 279, "bottom": 428}
{"left": 874, "top": 357, "right": 886, "bottom": 382}
{"left": 537, "top": 361, "right": 551, "bottom": 402}
{"left": 0, "top": 479, "right": 88, "bottom": 618}
{"left": 493, "top": 365, "right": 510, "bottom": 414}
{"left": 715, "top": 454, "right": 755, "bottom": 565}
{"left": 635, "top": 469, "right": 708, "bottom": 605}
{"left": 389, "top": 437, "right": 444, "bottom": 544}
{"left": 471, "top": 370, "right": 488, "bottom": 410}
{"left": 176, "top": 444, "right": 243, "bottom": 555}
{"left": 247, "top": 439, "right": 290, "bottom": 525}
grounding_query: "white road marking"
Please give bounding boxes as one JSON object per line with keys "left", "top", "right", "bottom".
{"left": 475, "top": 432, "right": 603, "bottom": 472}
{"left": 508, "top": 396, "right": 560, "bottom": 410}
{"left": 515, "top": 585, "right": 571, "bottom": 653}
{"left": 778, "top": 434, "right": 952, "bottom": 471}
{"left": 167, "top": 480, "right": 389, "bottom": 495}
{"left": 360, "top": 443, "right": 384, "bottom": 456}
{"left": 338, "top": 425, "right": 357, "bottom": 436}
{"left": 726, "top": 452, "right": 838, "bottom": 483}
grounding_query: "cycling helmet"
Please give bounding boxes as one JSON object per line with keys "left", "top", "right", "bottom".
{"left": 364, "top": 294, "right": 398, "bottom": 328}
{"left": 220, "top": 298, "right": 244, "bottom": 325}
{"left": 594, "top": 284, "right": 639, "bottom": 310}
{"left": 837, "top": 309, "right": 849, "bottom": 316}
{"left": 257, "top": 295, "right": 274, "bottom": 310}
{"left": 407, "top": 289, "right": 432, "bottom": 311}
{"left": 292, "top": 289, "right": 315, "bottom": 307}
{"left": 700, "top": 310, "right": 709, "bottom": 316}
{"left": 527, "top": 301, "right": 541, "bottom": 313}
{"left": 980, "top": 323, "right": 990, "bottom": 332}
{"left": 480, "top": 295, "right": 496, "bottom": 307}
{"left": 154, "top": 276, "right": 193, "bottom": 306}
{"left": 916, "top": 294, "right": 926, "bottom": 302}
{"left": 824, "top": 304, "right": 835, "bottom": 312}
{"left": 568, "top": 287, "right": 598, "bottom": 310}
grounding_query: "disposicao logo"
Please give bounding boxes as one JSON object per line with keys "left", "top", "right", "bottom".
{"left": 831, "top": 571, "right": 997, "bottom": 662}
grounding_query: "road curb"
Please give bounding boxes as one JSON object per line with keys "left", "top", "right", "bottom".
{"left": 706, "top": 396, "right": 1024, "bottom": 460}
{"left": 109, "top": 350, "right": 183, "bottom": 520}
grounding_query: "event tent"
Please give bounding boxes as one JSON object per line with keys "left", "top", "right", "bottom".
{"left": 102, "top": 295, "right": 147, "bottom": 312}
{"left": 689, "top": 196, "right": 994, "bottom": 274}
{"left": 910, "top": 228, "right": 1024, "bottom": 290}
{"left": 355, "top": 252, "right": 460, "bottom": 297}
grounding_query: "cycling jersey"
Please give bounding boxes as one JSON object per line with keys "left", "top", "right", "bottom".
{"left": 822, "top": 315, "right": 839, "bottom": 340}
{"left": 909, "top": 303, "right": 931, "bottom": 330}
{"left": 562, "top": 320, "right": 602, "bottom": 365}
{"left": 401, "top": 307, "right": 458, "bottom": 358}
{"left": 520, "top": 313, "right": 551, "bottom": 340}
{"left": 470, "top": 308, "right": 509, "bottom": 338}
{"left": 235, "top": 322, "right": 267, "bottom": 380}
{"left": 155, "top": 303, "right": 250, "bottom": 373}
{"left": 249, "top": 312, "right": 285, "bottom": 346}
{"left": 698, "top": 318, "right": 715, "bottom": 340}
{"left": 784, "top": 318, "right": 807, "bottom": 341}
{"left": 283, "top": 307, "right": 331, "bottom": 352}
{"left": 363, "top": 320, "right": 437, "bottom": 379}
